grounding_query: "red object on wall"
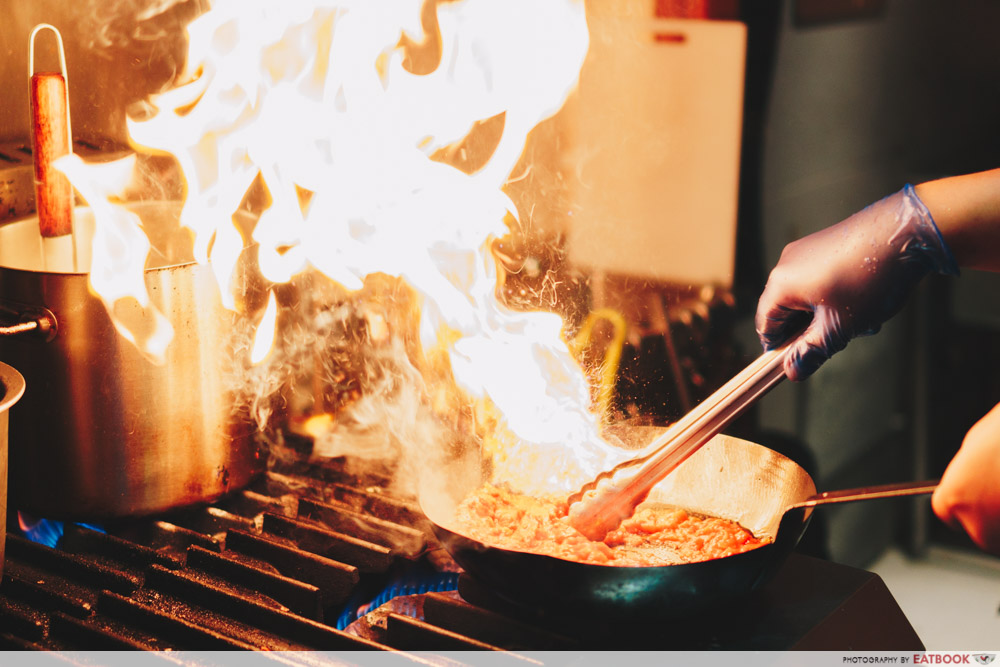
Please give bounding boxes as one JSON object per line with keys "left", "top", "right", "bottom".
{"left": 654, "top": 0, "right": 739, "bottom": 20}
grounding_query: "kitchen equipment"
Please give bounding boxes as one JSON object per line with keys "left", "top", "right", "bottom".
{"left": 0, "top": 360, "right": 26, "bottom": 583}
{"left": 29, "top": 24, "right": 75, "bottom": 249}
{"left": 0, "top": 202, "right": 268, "bottom": 519}
{"left": 420, "top": 429, "right": 936, "bottom": 617}
{"left": 0, "top": 449, "right": 924, "bottom": 650}
{"left": 568, "top": 341, "right": 790, "bottom": 539}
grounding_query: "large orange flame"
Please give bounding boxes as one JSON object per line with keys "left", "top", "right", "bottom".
{"left": 61, "top": 0, "right": 624, "bottom": 492}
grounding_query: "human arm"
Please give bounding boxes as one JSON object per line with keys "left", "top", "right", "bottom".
{"left": 932, "top": 401, "right": 1000, "bottom": 555}
{"left": 756, "top": 169, "right": 1000, "bottom": 554}
{"left": 915, "top": 168, "right": 1000, "bottom": 273}
{"left": 756, "top": 168, "right": 1000, "bottom": 381}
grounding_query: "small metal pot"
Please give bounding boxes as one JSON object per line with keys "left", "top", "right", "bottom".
{"left": 0, "top": 204, "right": 268, "bottom": 519}
{"left": 0, "top": 361, "right": 26, "bottom": 581}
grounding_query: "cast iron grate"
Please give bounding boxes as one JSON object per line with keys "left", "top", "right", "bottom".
{"left": 1, "top": 464, "right": 470, "bottom": 651}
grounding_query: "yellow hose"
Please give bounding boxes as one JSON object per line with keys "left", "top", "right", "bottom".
{"left": 570, "top": 308, "right": 627, "bottom": 424}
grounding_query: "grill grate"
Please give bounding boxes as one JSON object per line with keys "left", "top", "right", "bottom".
{"left": 1, "top": 465, "right": 451, "bottom": 651}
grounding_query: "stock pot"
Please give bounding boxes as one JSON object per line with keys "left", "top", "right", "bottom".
{"left": 0, "top": 361, "right": 26, "bottom": 580}
{"left": 0, "top": 203, "right": 267, "bottom": 519}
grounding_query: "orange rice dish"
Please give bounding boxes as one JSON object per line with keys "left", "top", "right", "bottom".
{"left": 451, "top": 484, "right": 770, "bottom": 566}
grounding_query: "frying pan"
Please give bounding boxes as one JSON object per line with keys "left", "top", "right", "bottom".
{"left": 419, "top": 428, "right": 935, "bottom": 617}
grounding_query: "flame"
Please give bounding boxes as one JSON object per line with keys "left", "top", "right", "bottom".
{"left": 56, "top": 153, "right": 175, "bottom": 363}
{"left": 62, "top": 0, "right": 626, "bottom": 492}
{"left": 17, "top": 512, "right": 105, "bottom": 549}
{"left": 301, "top": 413, "right": 334, "bottom": 439}
{"left": 251, "top": 290, "right": 279, "bottom": 364}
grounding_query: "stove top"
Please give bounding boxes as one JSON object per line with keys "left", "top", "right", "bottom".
{"left": 0, "top": 463, "right": 924, "bottom": 653}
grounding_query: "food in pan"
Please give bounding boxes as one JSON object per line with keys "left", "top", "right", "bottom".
{"left": 451, "top": 484, "right": 771, "bottom": 566}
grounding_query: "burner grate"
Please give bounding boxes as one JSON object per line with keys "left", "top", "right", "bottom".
{"left": 1, "top": 466, "right": 441, "bottom": 651}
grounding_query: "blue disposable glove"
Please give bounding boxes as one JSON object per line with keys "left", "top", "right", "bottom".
{"left": 756, "top": 184, "right": 959, "bottom": 381}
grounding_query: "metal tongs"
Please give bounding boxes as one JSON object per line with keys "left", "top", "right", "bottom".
{"left": 567, "top": 340, "right": 793, "bottom": 540}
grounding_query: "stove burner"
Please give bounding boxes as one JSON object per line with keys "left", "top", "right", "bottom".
{"left": 16, "top": 514, "right": 104, "bottom": 550}
{"left": 336, "top": 566, "right": 460, "bottom": 630}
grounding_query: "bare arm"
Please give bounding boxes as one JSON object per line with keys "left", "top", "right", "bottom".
{"left": 915, "top": 168, "right": 1000, "bottom": 272}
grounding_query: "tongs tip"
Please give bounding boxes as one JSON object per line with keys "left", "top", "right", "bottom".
{"left": 567, "top": 479, "right": 645, "bottom": 541}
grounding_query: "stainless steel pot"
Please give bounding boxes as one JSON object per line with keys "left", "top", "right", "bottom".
{"left": 0, "top": 204, "right": 268, "bottom": 519}
{"left": 0, "top": 361, "right": 26, "bottom": 580}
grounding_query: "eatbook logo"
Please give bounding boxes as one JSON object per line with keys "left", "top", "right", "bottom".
{"left": 974, "top": 656, "right": 995, "bottom": 666}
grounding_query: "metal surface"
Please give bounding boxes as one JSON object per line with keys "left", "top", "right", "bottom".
{"left": 0, "top": 203, "right": 267, "bottom": 519}
{"left": 420, "top": 430, "right": 933, "bottom": 617}
{"left": 0, "top": 360, "right": 26, "bottom": 581}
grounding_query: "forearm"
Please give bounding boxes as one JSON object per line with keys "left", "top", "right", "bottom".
{"left": 914, "top": 168, "right": 1000, "bottom": 272}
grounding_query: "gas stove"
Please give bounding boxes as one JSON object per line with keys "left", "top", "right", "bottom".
{"left": 1, "top": 452, "right": 924, "bottom": 653}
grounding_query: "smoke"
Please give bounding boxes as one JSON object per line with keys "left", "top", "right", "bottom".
{"left": 309, "top": 339, "right": 457, "bottom": 499}
{"left": 228, "top": 272, "right": 476, "bottom": 500}
{"left": 78, "top": 0, "right": 208, "bottom": 50}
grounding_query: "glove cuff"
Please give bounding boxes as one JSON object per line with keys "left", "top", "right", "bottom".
{"left": 899, "top": 183, "right": 960, "bottom": 277}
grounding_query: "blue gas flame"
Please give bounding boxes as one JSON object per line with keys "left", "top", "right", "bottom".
{"left": 335, "top": 568, "right": 460, "bottom": 630}
{"left": 17, "top": 513, "right": 105, "bottom": 549}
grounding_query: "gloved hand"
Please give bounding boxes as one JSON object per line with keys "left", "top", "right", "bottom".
{"left": 932, "top": 401, "right": 1000, "bottom": 555}
{"left": 756, "top": 184, "right": 959, "bottom": 381}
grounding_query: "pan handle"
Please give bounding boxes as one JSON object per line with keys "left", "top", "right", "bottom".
{"left": 0, "top": 300, "right": 57, "bottom": 341}
{"left": 792, "top": 479, "right": 939, "bottom": 510}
